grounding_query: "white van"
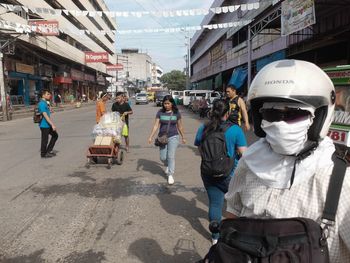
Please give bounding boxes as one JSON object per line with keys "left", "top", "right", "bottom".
{"left": 182, "top": 90, "right": 192, "bottom": 106}
{"left": 171, "top": 90, "right": 182, "bottom": 100}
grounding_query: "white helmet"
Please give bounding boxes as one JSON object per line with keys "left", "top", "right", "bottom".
{"left": 248, "top": 59, "right": 335, "bottom": 142}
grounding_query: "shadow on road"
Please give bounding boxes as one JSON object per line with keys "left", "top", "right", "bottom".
{"left": 31, "top": 176, "right": 206, "bottom": 201}
{"left": 156, "top": 194, "right": 209, "bottom": 240}
{"left": 67, "top": 171, "right": 96, "bottom": 182}
{"left": 137, "top": 158, "right": 165, "bottom": 178}
{"left": 56, "top": 249, "right": 106, "bottom": 263}
{"left": 0, "top": 249, "right": 45, "bottom": 263}
{"left": 128, "top": 238, "right": 202, "bottom": 263}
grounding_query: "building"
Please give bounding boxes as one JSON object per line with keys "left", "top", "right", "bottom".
{"left": 0, "top": 0, "right": 117, "bottom": 107}
{"left": 119, "top": 48, "right": 152, "bottom": 90}
{"left": 151, "top": 63, "right": 163, "bottom": 86}
{"left": 190, "top": 0, "right": 350, "bottom": 94}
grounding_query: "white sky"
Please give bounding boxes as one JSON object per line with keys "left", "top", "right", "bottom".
{"left": 104, "top": 0, "right": 214, "bottom": 73}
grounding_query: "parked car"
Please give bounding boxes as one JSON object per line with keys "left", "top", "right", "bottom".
{"left": 155, "top": 91, "right": 170, "bottom": 107}
{"left": 135, "top": 93, "right": 148, "bottom": 104}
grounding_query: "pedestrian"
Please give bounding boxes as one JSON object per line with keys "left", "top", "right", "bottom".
{"left": 225, "top": 84, "right": 250, "bottom": 131}
{"left": 194, "top": 99, "right": 247, "bottom": 245}
{"left": 148, "top": 95, "right": 186, "bottom": 185}
{"left": 112, "top": 92, "right": 133, "bottom": 152}
{"left": 54, "top": 92, "right": 61, "bottom": 107}
{"left": 199, "top": 94, "right": 209, "bottom": 118}
{"left": 96, "top": 92, "right": 108, "bottom": 124}
{"left": 224, "top": 60, "right": 350, "bottom": 262}
{"left": 38, "top": 89, "right": 58, "bottom": 158}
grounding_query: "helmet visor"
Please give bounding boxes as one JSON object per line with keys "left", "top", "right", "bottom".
{"left": 260, "top": 108, "right": 311, "bottom": 123}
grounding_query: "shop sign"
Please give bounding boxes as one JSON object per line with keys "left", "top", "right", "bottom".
{"left": 281, "top": 0, "right": 316, "bottom": 36}
{"left": 106, "top": 64, "right": 124, "bottom": 71}
{"left": 16, "top": 63, "right": 34, "bottom": 75}
{"left": 85, "top": 52, "right": 109, "bottom": 63}
{"left": 53, "top": 76, "right": 73, "bottom": 84}
{"left": 71, "top": 69, "right": 84, "bottom": 81}
{"left": 29, "top": 20, "right": 59, "bottom": 36}
{"left": 84, "top": 73, "right": 95, "bottom": 82}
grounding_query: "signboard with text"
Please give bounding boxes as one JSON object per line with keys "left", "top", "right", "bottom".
{"left": 281, "top": 0, "right": 316, "bottom": 36}
{"left": 85, "top": 52, "right": 109, "bottom": 63}
{"left": 106, "top": 64, "right": 124, "bottom": 71}
{"left": 29, "top": 20, "right": 59, "bottom": 36}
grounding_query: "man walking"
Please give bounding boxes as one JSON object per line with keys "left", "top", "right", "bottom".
{"left": 112, "top": 92, "right": 133, "bottom": 152}
{"left": 226, "top": 84, "right": 250, "bottom": 131}
{"left": 96, "top": 92, "right": 108, "bottom": 124}
{"left": 38, "top": 89, "right": 58, "bottom": 158}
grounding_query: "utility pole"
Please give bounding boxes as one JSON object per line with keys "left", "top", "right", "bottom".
{"left": 185, "top": 35, "right": 191, "bottom": 89}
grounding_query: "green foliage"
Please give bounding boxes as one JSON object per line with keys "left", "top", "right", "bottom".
{"left": 160, "top": 70, "right": 187, "bottom": 91}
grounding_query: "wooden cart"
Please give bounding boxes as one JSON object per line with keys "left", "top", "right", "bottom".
{"left": 86, "top": 142, "right": 125, "bottom": 169}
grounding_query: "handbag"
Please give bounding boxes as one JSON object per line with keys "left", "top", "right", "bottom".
{"left": 155, "top": 112, "right": 173, "bottom": 147}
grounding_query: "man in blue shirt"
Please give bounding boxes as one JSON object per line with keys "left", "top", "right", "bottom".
{"left": 38, "top": 89, "right": 58, "bottom": 158}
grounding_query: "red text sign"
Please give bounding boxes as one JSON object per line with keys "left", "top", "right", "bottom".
{"left": 85, "top": 52, "right": 109, "bottom": 63}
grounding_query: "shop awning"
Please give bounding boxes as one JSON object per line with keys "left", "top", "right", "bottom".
{"left": 228, "top": 67, "right": 247, "bottom": 90}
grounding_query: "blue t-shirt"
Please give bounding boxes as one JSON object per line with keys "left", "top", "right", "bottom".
{"left": 156, "top": 110, "right": 181, "bottom": 138}
{"left": 194, "top": 122, "right": 247, "bottom": 176}
{"left": 38, "top": 99, "right": 51, "bottom": 128}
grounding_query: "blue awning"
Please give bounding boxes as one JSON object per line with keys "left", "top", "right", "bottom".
{"left": 256, "top": 50, "right": 286, "bottom": 72}
{"left": 228, "top": 67, "right": 247, "bottom": 90}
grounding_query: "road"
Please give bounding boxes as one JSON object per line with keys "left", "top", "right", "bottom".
{"left": 0, "top": 102, "right": 257, "bottom": 263}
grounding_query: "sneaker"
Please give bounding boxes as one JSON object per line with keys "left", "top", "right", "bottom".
{"left": 211, "top": 238, "right": 218, "bottom": 245}
{"left": 167, "top": 175, "right": 174, "bottom": 185}
{"left": 165, "top": 167, "right": 169, "bottom": 175}
{"left": 48, "top": 151, "right": 56, "bottom": 156}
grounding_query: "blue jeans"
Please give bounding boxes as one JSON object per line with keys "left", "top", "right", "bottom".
{"left": 202, "top": 175, "right": 232, "bottom": 240}
{"left": 159, "top": 135, "right": 179, "bottom": 175}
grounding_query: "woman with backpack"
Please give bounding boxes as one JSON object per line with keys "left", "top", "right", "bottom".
{"left": 148, "top": 95, "right": 186, "bottom": 185}
{"left": 194, "top": 99, "right": 247, "bottom": 245}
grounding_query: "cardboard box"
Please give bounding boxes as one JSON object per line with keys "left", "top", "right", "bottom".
{"left": 94, "top": 135, "right": 103, "bottom": 145}
{"left": 100, "top": 136, "right": 114, "bottom": 146}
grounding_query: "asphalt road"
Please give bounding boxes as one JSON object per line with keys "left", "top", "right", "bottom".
{"left": 0, "top": 101, "right": 257, "bottom": 263}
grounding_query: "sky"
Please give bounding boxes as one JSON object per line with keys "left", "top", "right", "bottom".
{"left": 104, "top": 0, "right": 214, "bottom": 73}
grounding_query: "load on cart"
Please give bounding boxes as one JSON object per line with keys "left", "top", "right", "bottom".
{"left": 86, "top": 112, "right": 127, "bottom": 168}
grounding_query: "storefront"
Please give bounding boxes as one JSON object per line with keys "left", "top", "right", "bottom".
{"left": 53, "top": 76, "right": 73, "bottom": 103}
{"left": 7, "top": 62, "right": 46, "bottom": 106}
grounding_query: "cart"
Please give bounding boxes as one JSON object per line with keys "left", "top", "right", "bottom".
{"left": 86, "top": 142, "right": 125, "bottom": 169}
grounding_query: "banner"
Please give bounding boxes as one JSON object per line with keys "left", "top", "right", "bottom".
{"left": 28, "top": 20, "right": 59, "bottom": 36}
{"left": 106, "top": 64, "right": 124, "bottom": 71}
{"left": 85, "top": 52, "right": 109, "bottom": 63}
{"left": 281, "top": 0, "right": 316, "bottom": 36}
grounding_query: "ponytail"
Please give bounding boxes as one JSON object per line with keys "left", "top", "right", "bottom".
{"left": 203, "top": 99, "right": 229, "bottom": 137}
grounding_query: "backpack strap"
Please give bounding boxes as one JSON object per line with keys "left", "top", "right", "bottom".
{"left": 322, "top": 152, "right": 347, "bottom": 223}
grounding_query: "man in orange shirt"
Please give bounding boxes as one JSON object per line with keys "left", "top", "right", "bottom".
{"left": 96, "top": 92, "right": 108, "bottom": 123}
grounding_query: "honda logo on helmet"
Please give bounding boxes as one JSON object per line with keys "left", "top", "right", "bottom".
{"left": 265, "top": 80, "right": 295, "bottom": 85}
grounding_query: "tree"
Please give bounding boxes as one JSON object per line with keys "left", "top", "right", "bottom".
{"left": 160, "top": 70, "right": 187, "bottom": 91}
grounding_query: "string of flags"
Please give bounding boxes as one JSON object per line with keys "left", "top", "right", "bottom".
{"left": 0, "top": 2, "right": 260, "bottom": 19}
{"left": 0, "top": 19, "right": 253, "bottom": 35}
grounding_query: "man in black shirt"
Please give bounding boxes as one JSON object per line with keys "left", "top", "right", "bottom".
{"left": 112, "top": 92, "right": 133, "bottom": 152}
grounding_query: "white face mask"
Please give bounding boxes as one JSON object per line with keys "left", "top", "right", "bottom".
{"left": 261, "top": 118, "right": 312, "bottom": 155}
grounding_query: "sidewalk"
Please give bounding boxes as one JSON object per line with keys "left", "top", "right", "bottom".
{"left": 0, "top": 101, "right": 96, "bottom": 121}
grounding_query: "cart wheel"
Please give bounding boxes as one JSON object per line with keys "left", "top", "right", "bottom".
{"left": 107, "top": 158, "right": 112, "bottom": 169}
{"left": 85, "top": 158, "right": 91, "bottom": 169}
{"left": 116, "top": 150, "right": 125, "bottom": 165}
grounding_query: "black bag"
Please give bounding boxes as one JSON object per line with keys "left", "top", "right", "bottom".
{"left": 203, "top": 153, "right": 347, "bottom": 263}
{"left": 200, "top": 123, "right": 234, "bottom": 178}
{"left": 33, "top": 106, "right": 42, "bottom": 123}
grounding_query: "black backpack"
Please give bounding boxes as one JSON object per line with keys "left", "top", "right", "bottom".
{"left": 33, "top": 106, "right": 42, "bottom": 123}
{"left": 202, "top": 153, "right": 347, "bottom": 263}
{"left": 200, "top": 123, "right": 234, "bottom": 178}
